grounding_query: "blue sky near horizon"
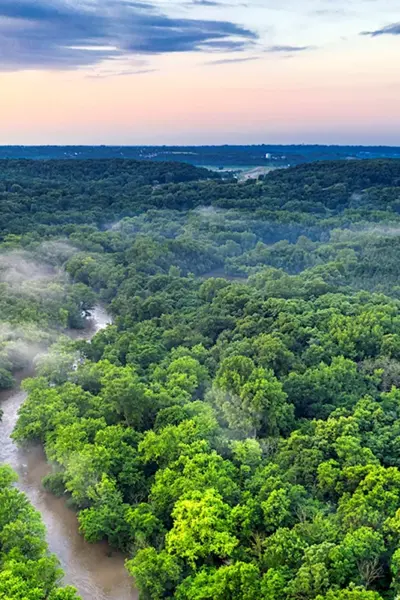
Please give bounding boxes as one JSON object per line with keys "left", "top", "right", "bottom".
{"left": 0, "top": 0, "right": 399, "bottom": 144}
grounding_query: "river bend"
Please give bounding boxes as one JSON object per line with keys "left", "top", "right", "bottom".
{"left": 0, "top": 306, "right": 138, "bottom": 600}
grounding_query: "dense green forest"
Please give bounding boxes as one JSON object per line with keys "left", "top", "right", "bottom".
{"left": 3, "top": 158, "right": 400, "bottom": 599}
{"left": 0, "top": 464, "right": 80, "bottom": 599}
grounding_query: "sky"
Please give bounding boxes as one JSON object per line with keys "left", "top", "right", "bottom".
{"left": 0, "top": 0, "right": 399, "bottom": 145}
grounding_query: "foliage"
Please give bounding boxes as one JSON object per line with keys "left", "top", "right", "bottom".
{"left": 4, "top": 157, "right": 400, "bottom": 599}
{"left": 0, "top": 465, "right": 81, "bottom": 599}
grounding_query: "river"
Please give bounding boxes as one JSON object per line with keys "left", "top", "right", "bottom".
{"left": 0, "top": 306, "right": 138, "bottom": 600}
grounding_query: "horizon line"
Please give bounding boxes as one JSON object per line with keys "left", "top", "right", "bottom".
{"left": 1, "top": 143, "right": 400, "bottom": 149}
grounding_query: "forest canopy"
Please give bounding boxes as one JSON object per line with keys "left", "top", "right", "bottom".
{"left": 2, "top": 158, "right": 400, "bottom": 599}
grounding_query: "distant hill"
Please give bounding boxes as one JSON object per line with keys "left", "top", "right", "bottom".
{"left": 1, "top": 157, "right": 400, "bottom": 239}
{"left": 0, "top": 157, "right": 217, "bottom": 185}
{"left": 0, "top": 144, "right": 399, "bottom": 168}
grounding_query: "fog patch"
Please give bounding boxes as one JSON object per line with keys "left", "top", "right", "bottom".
{"left": 107, "top": 219, "right": 139, "bottom": 234}
{"left": 0, "top": 321, "right": 55, "bottom": 376}
{"left": 0, "top": 243, "right": 87, "bottom": 385}
{"left": 34, "top": 338, "right": 80, "bottom": 385}
{"left": 35, "top": 241, "right": 77, "bottom": 265}
{"left": 0, "top": 251, "right": 56, "bottom": 285}
{"left": 0, "top": 248, "right": 74, "bottom": 304}
{"left": 193, "top": 206, "right": 223, "bottom": 217}
{"left": 330, "top": 225, "right": 400, "bottom": 243}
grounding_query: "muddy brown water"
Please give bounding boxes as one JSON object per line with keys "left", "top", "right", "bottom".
{"left": 0, "top": 306, "right": 138, "bottom": 600}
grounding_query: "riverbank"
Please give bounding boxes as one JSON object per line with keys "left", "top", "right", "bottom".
{"left": 0, "top": 306, "right": 137, "bottom": 600}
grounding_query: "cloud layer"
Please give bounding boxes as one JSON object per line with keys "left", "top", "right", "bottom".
{"left": 0, "top": 0, "right": 257, "bottom": 70}
{"left": 266, "top": 45, "right": 312, "bottom": 53}
{"left": 362, "top": 22, "right": 400, "bottom": 37}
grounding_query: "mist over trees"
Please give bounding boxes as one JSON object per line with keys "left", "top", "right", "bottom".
{"left": 3, "top": 158, "right": 400, "bottom": 599}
